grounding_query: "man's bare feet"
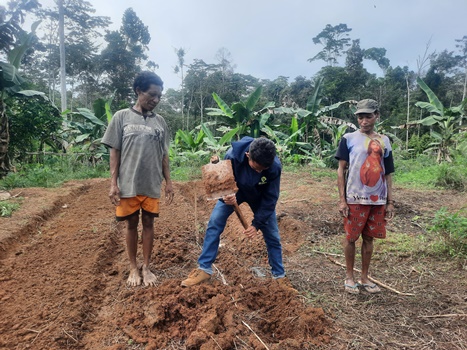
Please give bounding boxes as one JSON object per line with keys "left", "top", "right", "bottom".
{"left": 142, "top": 265, "right": 157, "bottom": 287}
{"left": 127, "top": 268, "right": 142, "bottom": 287}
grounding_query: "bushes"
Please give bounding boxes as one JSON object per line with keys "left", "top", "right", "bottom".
{"left": 430, "top": 208, "right": 467, "bottom": 258}
{"left": 0, "top": 155, "right": 109, "bottom": 190}
{"left": 434, "top": 163, "right": 467, "bottom": 191}
{"left": 394, "top": 154, "right": 467, "bottom": 191}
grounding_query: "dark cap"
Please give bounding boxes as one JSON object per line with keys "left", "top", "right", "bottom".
{"left": 355, "top": 99, "right": 379, "bottom": 114}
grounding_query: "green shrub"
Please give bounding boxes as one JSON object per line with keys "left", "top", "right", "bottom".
{"left": 434, "top": 163, "right": 467, "bottom": 191}
{"left": 0, "top": 155, "right": 109, "bottom": 190}
{"left": 429, "top": 207, "right": 467, "bottom": 258}
{"left": 0, "top": 201, "right": 20, "bottom": 217}
{"left": 408, "top": 133, "right": 434, "bottom": 155}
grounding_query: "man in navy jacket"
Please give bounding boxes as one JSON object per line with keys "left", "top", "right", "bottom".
{"left": 181, "top": 137, "right": 287, "bottom": 287}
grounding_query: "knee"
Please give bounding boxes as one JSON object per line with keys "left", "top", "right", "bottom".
{"left": 127, "top": 216, "right": 139, "bottom": 230}
{"left": 141, "top": 216, "right": 154, "bottom": 229}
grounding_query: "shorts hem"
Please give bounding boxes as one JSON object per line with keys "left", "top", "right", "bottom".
{"left": 116, "top": 210, "right": 139, "bottom": 222}
{"left": 142, "top": 208, "right": 159, "bottom": 217}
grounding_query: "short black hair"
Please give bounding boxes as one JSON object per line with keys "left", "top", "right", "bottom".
{"left": 133, "top": 71, "right": 164, "bottom": 95}
{"left": 248, "top": 137, "right": 276, "bottom": 168}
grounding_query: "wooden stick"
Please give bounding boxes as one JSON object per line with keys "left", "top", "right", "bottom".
{"left": 242, "top": 321, "right": 270, "bottom": 350}
{"left": 194, "top": 186, "right": 199, "bottom": 245}
{"left": 418, "top": 314, "right": 467, "bottom": 319}
{"left": 11, "top": 191, "right": 23, "bottom": 198}
{"left": 213, "top": 264, "right": 228, "bottom": 285}
{"left": 62, "top": 328, "right": 78, "bottom": 343}
{"left": 325, "top": 255, "right": 415, "bottom": 296}
{"left": 280, "top": 198, "right": 308, "bottom": 204}
{"left": 312, "top": 250, "right": 344, "bottom": 257}
{"left": 210, "top": 335, "right": 223, "bottom": 349}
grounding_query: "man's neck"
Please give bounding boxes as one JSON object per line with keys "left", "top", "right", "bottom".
{"left": 359, "top": 129, "right": 377, "bottom": 137}
{"left": 132, "top": 104, "right": 152, "bottom": 116}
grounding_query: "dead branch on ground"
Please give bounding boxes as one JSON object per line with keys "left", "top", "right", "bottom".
{"left": 325, "top": 254, "right": 415, "bottom": 296}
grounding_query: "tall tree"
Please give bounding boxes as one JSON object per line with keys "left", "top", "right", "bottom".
{"left": 183, "top": 59, "right": 217, "bottom": 129}
{"left": 308, "top": 23, "right": 352, "bottom": 66}
{"left": 58, "top": 0, "right": 66, "bottom": 112}
{"left": 363, "top": 47, "right": 390, "bottom": 74}
{"left": 174, "top": 47, "right": 186, "bottom": 128}
{"left": 101, "top": 7, "right": 150, "bottom": 106}
{"left": 30, "top": 0, "right": 110, "bottom": 107}
{"left": 214, "top": 47, "right": 235, "bottom": 94}
{"left": 455, "top": 35, "right": 467, "bottom": 102}
{"left": 345, "top": 39, "right": 372, "bottom": 98}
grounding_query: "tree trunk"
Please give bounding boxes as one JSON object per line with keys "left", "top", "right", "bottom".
{"left": 58, "top": 0, "right": 67, "bottom": 113}
{"left": 406, "top": 75, "right": 410, "bottom": 150}
{"left": 0, "top": 100, "right": 10, "bottom": 178}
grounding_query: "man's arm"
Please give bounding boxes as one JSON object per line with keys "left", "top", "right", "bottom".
{"left": 385, "top": 173, "right": 394, "bottom": 220}
{"left": 337, "top": 159, "right": 349, "bottom": 218}
{"left": 162, "top": 154, "right": 174, "bottom": 204}
{"left": 109, "top": 148, "right": 121, "bottom": 206}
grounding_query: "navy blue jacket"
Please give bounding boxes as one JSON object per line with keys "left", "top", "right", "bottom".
{"left": 224, "top": 137, "right": 281, "bottom": 229}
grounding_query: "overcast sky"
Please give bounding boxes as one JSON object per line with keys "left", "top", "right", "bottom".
{"left": 18, "top": 0, "right": 467, "bottom": 90}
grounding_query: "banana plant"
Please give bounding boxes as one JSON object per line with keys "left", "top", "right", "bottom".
{"left": 206, "top": 86, "right": 275, "bottom": 139}
{"left": 0, "top": 21, "right": 41, "bottom": 177}
{"left": 201, "top": 122, "right": 240, "bottom": 155}
{"left": 262, "top": 116, "right": 311, "bottom": 163}
{"left": 413, "top": 77, "right": 467, "bottom": 162}
{"left": 174, "top": 127, "right": 207, "bottom": 152}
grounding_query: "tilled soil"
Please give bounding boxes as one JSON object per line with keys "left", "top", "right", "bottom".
{"left": 0, "top": 171, "right": 465, "bottom": 350}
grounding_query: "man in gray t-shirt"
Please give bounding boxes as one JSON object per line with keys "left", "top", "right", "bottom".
{"left": 102, "top": 71, "right": 174, "bottom": 287}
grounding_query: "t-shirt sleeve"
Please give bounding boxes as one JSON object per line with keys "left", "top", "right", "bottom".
{"left": 384, "top": 151, "right": 395, "bottom": 175}
{"left": 101, "top": 111, "right": 123, "bottom": 150}
{"left": 335, "top": 137, "right": 349, "bottom": 162}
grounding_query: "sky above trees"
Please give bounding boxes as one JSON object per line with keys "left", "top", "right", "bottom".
{"left": 31, "top": 0, "right": 467, "bottom": 90}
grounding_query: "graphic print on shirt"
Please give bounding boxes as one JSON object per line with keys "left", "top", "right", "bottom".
{"left": 123, "top": 124, "right": 163, "bottom": 142}
{"left": 345, "top": 132, "right": 391, "bottom": 205}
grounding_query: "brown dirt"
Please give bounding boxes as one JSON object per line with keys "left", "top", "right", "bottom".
{"left": 0, "top": 171, "right": 466, "bottom": 350}
{"left": 202, "top": 160, "right": 238, "bottom": 200}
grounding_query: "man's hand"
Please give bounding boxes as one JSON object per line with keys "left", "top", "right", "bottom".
{"left": 165, "top": 181, "right": 174, "bottom": 205}
{"left": 243, "top": 225, "right": 260, "bottom": 239}
{"left": 222, "top": 194, "right": 236, "bottom": 206}
{"left": 385, "top": 203, "right": 395, "bottom": 221}
{"left": 210, "top": 155, "right": 220, "bottom": 164}
{"left": 109, "top": 184, "right": 121, "bottom": 206}
{"left": 338, "top": 200, "right": 349, "bottom": 218}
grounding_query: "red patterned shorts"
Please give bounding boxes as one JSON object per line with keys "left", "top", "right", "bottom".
{"left": 344, "top": 204, "right": 386, "bottom": 242}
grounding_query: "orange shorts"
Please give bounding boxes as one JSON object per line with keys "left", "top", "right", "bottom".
{"left": 344, "top": 204, "right": 386, "bottom": 242}
{"left": 116, "top": 196, "right": 159, "bottom": 221}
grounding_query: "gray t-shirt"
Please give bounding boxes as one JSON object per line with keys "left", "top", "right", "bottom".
{"left": 101, "top": 108, "right": 170, "bottom": 198}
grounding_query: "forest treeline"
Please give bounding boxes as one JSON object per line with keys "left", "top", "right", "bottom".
{"left": 0, "top": 0, "right": 466, "bottom": 178}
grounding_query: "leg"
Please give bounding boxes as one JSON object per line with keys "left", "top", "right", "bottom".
{"left": 360, "top": 234, "right": 374, "bottom": 285}
{"left": 141, "top": 211, "right": 157, "bottom": 286}
{"left": 259, "top": 211, "right": 285, "bottom": 278}
{"left": 344, "top": 238, "right": 357, "bottom": 286}
{"left": 197, "top": 200, "right": 234, "bottom": 274}
{"left": 126, "top": 214, "right": 142, "bottom": 286}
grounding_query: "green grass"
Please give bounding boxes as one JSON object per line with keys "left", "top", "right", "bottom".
{"left": 0, "top": 200, "right": 20, "bottom": 217}
{"left": 375, "top": 230, "right": 427, "bottom": 255}
{"left": 429, "top": 207, "right": 467, "bottom": 258}
{"left": 394, "top": 155, "right": 467, "bottom": 191}
{"left": 0, "top": 156, "right": 109, "bottom": 190}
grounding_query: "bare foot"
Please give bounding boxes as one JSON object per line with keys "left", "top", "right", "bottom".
{"left": 142, "top": 265, "right": 157, "bottom": 287}
{"left": 127, "top": 268, "right": 142, "bottom": 287}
